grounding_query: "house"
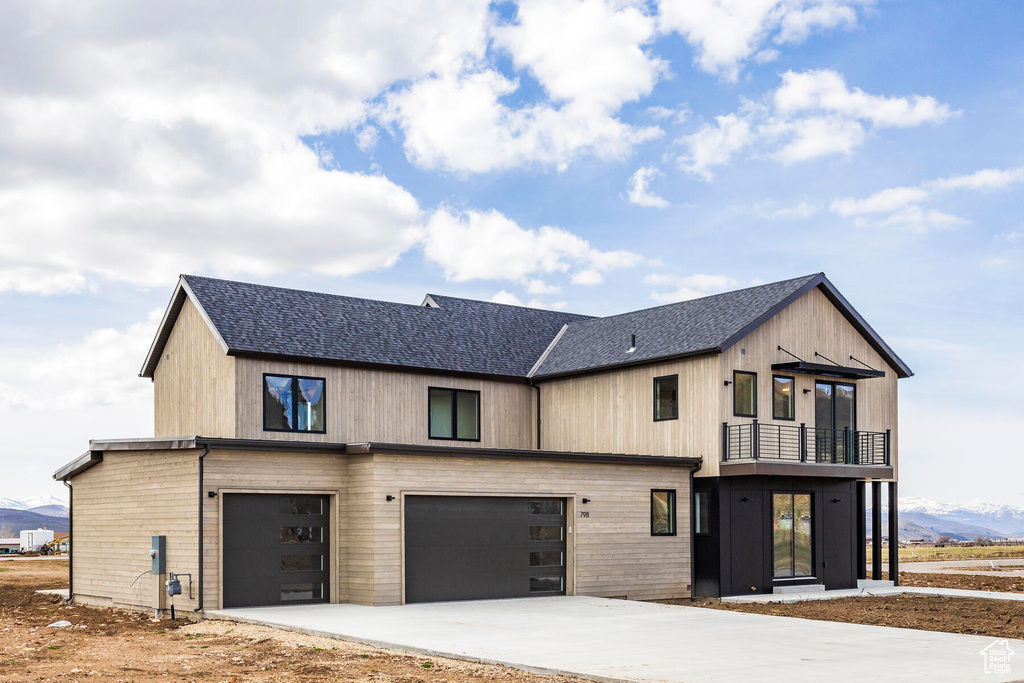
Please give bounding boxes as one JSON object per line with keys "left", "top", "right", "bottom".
{"left": 54, "top": 272, "right": 909, "bottom": 611}
{"left": 0, "top": 538, "right": 19, "bottom": 554}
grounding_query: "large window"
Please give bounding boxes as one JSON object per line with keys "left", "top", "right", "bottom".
{"left": 263, "top": 374, "right": 325, "bottom": 433}
{"left": 733, "top": 371, "right": 757, "bottom": 417}
{"left": 772, "top": 375, "right": 795, "bottom": 421}
{"left": 653, "top": 375, "right": 678, "bottom": 421}
{"left": 428, "top": 387, "right": 481, "bottom": 441}
{"left": 772, "top": 493, "right": 813, "bottom": 578}
{"left": 650, "top": 490, "right": 676, "bottom": 536}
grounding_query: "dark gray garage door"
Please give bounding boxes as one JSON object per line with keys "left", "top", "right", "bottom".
{"left": 404, "top": 496, "right": 566, "bottom": 603}
{"left": 223, "top": 493, "right": 330, "bottom": 608}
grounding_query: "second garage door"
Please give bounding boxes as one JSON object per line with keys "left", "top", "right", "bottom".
{"left": 404, "top": 496, "right": 567, "bottom": 603}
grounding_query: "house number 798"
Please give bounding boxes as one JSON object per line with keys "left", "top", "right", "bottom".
{"left": 579, "top": 511, "right": 589, "bottom": 518}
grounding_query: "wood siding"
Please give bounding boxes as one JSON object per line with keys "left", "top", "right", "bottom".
{"left": 234, "top": 358, "right": 534, "bottom": 449}
{"left": 70, "top": 450, "right": 199, "bottom": 611}
{"left": 716, "top": 286, "right": 899, "bottom": 479}
{"left": 153, "top": 297, "right": 235, "bottom": 438}
{"left": 366, "top": 452, "right": 693, "bottom": 605}
{"left": 537, "top": 355, "right": 720, "bottom": 461}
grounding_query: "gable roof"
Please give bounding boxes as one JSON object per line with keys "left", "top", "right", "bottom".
{"left": 529, "top": 273, "right": 913, "bottom": 379}
{"left": 140, "top": 275, "right": 592, "bottom": 379}
{"left": 140, "top": 272, "right": 912, "bottom": 382}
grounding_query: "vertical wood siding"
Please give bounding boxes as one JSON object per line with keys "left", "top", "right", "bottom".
{"left": 234, "top": 359, "right": 534, "bottom": 449}
{"left": 715, "top": 287, "right": 900, "bottom": 479}
{"left": 153, "top": 297, "right": 235, "bottom": 438}
{"left": 537, "top": 355, "right": 720, "bottom": 461}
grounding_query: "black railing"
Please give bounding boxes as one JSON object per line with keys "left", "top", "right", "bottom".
{"left": 722, "top": 421, "right": 890, "bottom": 466}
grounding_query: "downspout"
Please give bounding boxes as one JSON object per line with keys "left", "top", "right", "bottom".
{"left": 689, "top": 459, "right": 702, "bottom": 598}
{"left": 63, "top": 480, "right": 73, "bottom": 603}
{"left": 194, "top": 445, "right": 210, "bottom": 613}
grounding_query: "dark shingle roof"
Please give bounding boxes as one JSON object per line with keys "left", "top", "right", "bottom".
{"left": 140, "top": 272, "right": 911, "bottom": 381}
{"left": 166, "top": 276, "right": 591, "bottom": 378}
{"left": 531, "top": 274, "right": 820, "bottom": 377}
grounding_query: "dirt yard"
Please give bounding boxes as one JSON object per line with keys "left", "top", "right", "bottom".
{"left": 0, "top": 560, "right": 577, "bottom": 682}
{"left": 691, "top": 571, "right": 1024, "bottom": 640}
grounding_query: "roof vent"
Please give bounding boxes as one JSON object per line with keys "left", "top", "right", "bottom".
{"left": 626, "top": 334, "right": 636, "bottom": 353}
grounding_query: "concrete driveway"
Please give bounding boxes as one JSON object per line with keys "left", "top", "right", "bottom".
{"left": 208, "top": 596, "right": 1023, "bottom": 682}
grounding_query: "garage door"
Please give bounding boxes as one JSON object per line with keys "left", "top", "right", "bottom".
{"left": 404, "top": 496, "right": 566, "bottom": 603}
{"left": 223, "top": 494, "right": 330, "bottom": 608}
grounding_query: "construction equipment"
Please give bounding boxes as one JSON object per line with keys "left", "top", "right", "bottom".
{"left": 39, "top": 536, "right": 68, "bottom": 555}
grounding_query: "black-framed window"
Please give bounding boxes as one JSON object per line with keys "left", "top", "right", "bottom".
{"left": 263, "top": 374, "right": 326, "bottom": 433}
{"left": 428, "top": 387, "right": 481, "bottom": 441}
{"left": 772, "top": 375, "right": 795, "bottom": 421}
{"left": 651, "top": 489, "right": 676, "bottom": 536}
{"left": 653, "top": 375, "right": 678, "bottom": 421}
{"left": 733, "top": 371, "right": 757, "bottom": 418}
{"left": 694, "top": 491, "right": 710, "bottom": 534}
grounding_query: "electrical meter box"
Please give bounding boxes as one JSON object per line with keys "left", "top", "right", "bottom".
{"left": 151, "top": 535, "right": 166, "bottom": 574}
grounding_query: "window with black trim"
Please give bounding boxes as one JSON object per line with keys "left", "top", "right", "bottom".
{"left": 694, "top": 491, "right": 709, "bottom": 534}
{"left": 263, "top": 374, "right": 326, "bottom": 433}
{"left": 651, "top": 489, "right": 676, "bottom": 536}
{"left": 772, "top": 375, "right": 795, "bottom": 421}
{"left": 653, "top": 375, "right": 678, "bottom": 421}
{"left": 428, "top": 387, "right": 481, "bottom": 441}
{"left": 733, "top": 370, "right": 757, "bottom": 418}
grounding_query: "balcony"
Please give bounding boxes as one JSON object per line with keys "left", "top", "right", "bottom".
{"left": 721, "top": 422, "right": 891, "bottom": 476}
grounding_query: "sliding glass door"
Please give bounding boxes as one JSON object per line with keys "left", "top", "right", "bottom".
{"left": 815, "top": 381, "right": 855, "bottom": 462}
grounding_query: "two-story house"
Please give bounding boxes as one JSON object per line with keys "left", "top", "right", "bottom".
{"left": 54, "top": 272, "right": 909, "bottom": 611}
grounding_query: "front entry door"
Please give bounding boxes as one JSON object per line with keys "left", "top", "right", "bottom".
{"left": 772, "top": 493, "right": 813, "bottom": 579}
{"left": 815, "top": 381, "right": 855, "bottom": 462}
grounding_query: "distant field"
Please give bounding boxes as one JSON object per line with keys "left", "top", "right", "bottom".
{"left": 867, "top": 544, "right": 1024, "bottom": 563}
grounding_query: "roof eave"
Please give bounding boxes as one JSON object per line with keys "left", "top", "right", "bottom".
{"left": 53, "top": 450, "right": 103, "bottom": 481}
{"left": 532, "top": 347, "right": 721, "bottom": 380}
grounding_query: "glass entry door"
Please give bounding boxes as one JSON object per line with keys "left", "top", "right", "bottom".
{"left": 815, "top": 381, "right": 855, "bottom": 462}
{"left": 773, "top": 493, "right": 813, "bottom": 578}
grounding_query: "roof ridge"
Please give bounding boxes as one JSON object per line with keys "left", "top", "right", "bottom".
{"left": 425, "top": 292, "right": 594, "bottom": 318}
{"left": 182, "top": 274, "right": 429, "bottom": 311}
{"left": 566, "top": 272, "right": 822, "bottom": 326}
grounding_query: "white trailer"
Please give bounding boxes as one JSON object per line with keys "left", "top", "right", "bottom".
{"left": 20, "top": 529, "right": 55, "bottom": 552}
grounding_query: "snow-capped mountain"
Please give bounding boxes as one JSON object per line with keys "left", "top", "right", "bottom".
{"left": 898, "top": 497, "right": 1024, "bottom": 537}
{"left": 0, "top": 496, "right": 69, "bottom": 513}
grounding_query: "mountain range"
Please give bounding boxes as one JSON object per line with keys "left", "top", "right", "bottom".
{"left": 0, "top": 496, "right": 70, "bottom": 536}
{"left": 870, "top": 497, "right": 1024, "bottom": 542}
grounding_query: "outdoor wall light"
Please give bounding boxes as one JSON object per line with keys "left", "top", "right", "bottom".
{"left": 740, "top": 496, "right": 750, "bottom": 502}
{"left": 803, "top": 388, "right": 812, "bottom": 394}
{"left": 207, "top": 491, "right": 217, "bottom": 498}
{"left": 723, "top": 380, "right": 731, "bottom": 386}
{"left": 581, "top": 498, "right": 591, "bottom": 504}
{"left": 385, "top": 495, "right": 396, "bottom": 502}
{"left": 832, "top": 498, "right": 843, "bottom": 503}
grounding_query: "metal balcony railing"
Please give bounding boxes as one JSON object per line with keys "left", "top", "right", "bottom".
{"left": 722, "top": 421, "right": 890, "bottom": 466}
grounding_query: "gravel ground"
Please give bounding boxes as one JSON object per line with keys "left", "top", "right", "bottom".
{"left": 0, "top": 560, "right": 579, "bottom": 682}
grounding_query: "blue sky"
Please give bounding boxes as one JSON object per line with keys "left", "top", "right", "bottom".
{"left": 1, "top": 1, "right": 1022, "bottom": 505}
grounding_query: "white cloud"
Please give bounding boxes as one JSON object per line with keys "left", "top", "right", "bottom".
{"left": 523, "top": 278, "right": 562, "bottom": 295}
{"left": 773, "top": 69, "right": 957, "bottom": 128}
{"left": 677, "top": 113, "right": 754, "bottom": 179}
{"left": 644, "top": 272, "right": 750, "bottom": 302}
{"left": 490, "top": 290, "right": 568, "bottom": 310}
{"left": 676, "top": 70, "right": 956, "bottom": 176}
{"left": 423, "top": 207, "right": 644, "bottom": 283}
{"left": 830, "top": 166, "right": 1024, "bottom": 233}
{"left": 657, "top": 0, "right": 867, "bottom": 81}
{"left": 0, "top": 310, "right": 162, "bottom": 412}
{"left": 627, "top": 166, "right": 670, "bottom": 208}
{"left": 646, "top": 105, "right": 691, "bottom": 124}
{"left": 754, "top": 199, "right": 817, "bottom": 218}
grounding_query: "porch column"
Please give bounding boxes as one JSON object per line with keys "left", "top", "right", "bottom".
{"left": 871, "top": 481, "right": 883, "bottom": 580}
{"left": 888, "top": 481, "right": 899, "bottom": 586}
{"left": 856, "top": 481, "right": 867, "bottom": 581}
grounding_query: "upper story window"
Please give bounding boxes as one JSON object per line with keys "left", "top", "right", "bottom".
{"left": 428, "top": 387, "right": 480, "bottom": 441}
{"left": 733, "top": 370, "right": 757, "bottom": 418}
{"left": 263, "top": 374, "right": 326, "bottom": 433}
{"left": 772, "top": 375, "right": 795, "bottom": 421}
{"left": 653, "top": 375, "right": 678, "bottom": 421}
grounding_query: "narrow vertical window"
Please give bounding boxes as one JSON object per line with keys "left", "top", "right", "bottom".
{"left": 651, "top": 489, "right": 676, "bottom": 536}
{"left": 653, "top": 375, "right": 679, "bottom": 421}
{"left": 263, "top": 374, "right": 326, "bottom": 433}
{"left": 772, "top": 375, "right": 795, "bottom": 421}
{"left": 694, "top": 491, "right": 709, "bottom": 534}
{"left": 733, "top": 371, "right": 757, "bottom": 418}
{"left": 428, "top": 387, "right": 481, "bottom": 441}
